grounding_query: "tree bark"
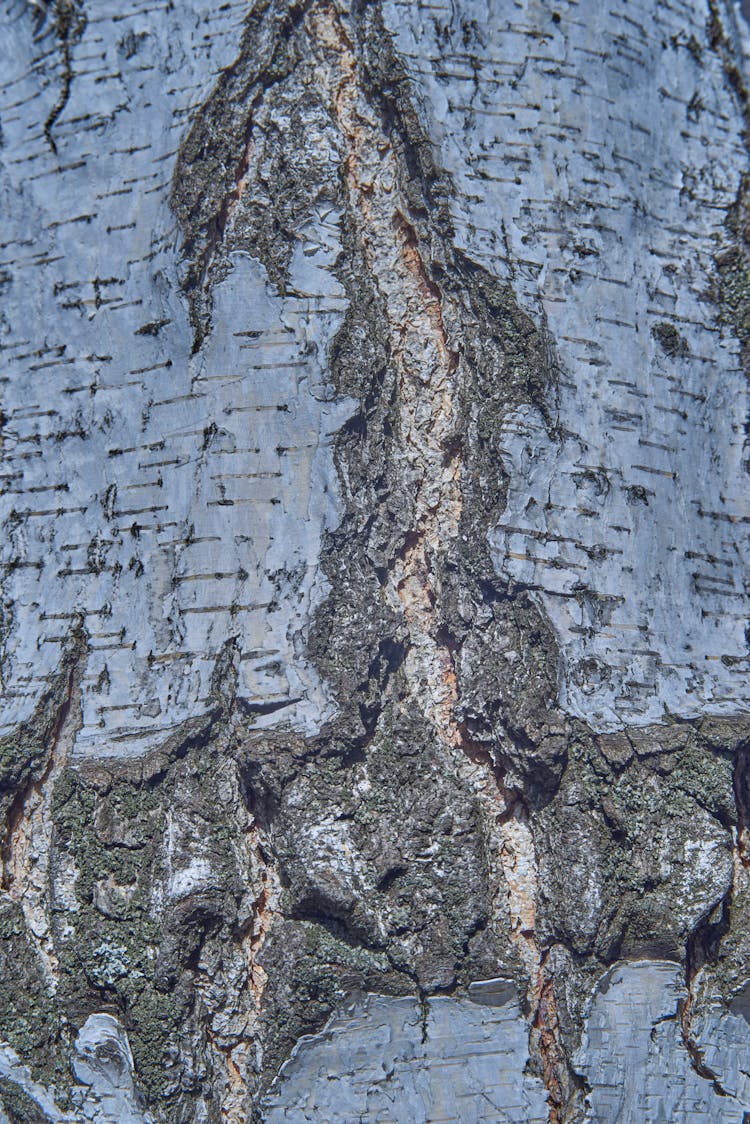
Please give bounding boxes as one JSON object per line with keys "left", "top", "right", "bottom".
{"left": 0, "top": 0, "right": 749, "bottom": 1120}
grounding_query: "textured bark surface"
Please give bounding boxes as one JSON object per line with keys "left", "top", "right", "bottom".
{"left": 0, "top": 0, "right": 749, "bottom": 1120}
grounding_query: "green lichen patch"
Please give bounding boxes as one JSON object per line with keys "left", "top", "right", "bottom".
{"left": 0, "top": 901, "right": 65, "bottom": 1095}
{"left": 533, "top": 723, "right": 737, "bottom": 967}
{"left": 38, "top": 727, "right": 256, "bottom": 1119}
{"left": 242, "top": 711, "right": 499, "bottom": 995}
{"left": 716, "top": 243, "right": 750, "bottom": 365}
{"left": 701, "top": 873, "right": 750, "bottom": 1002}
{"left": 256, "top": 917, "right": 411, "bottom": 1097}
{"left": 0, "top": 628, "right": 88, "bottom": 1098}
{"left": 51, "top": 764, "right": 182, "bottom": 1102}
{"left": 0, "top": 1077, "right": 54, "bottom": 1124}
{"left": 651, "top": 320, "right": 688, "bottom": 357}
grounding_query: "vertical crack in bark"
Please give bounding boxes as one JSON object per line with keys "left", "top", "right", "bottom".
{"left": 223, "top": 826, "right": 281, "bottom": 1122}
{"left": 178, "top": 756, "right": 282, "bottom": 1119}
{"left": 42, "top": 0, "right": 86, "bottom": 155}
{"left": 1, "top": 634, "right": 85, "bottom": 986}
{"left": 170, "top": 0, "right": 568, "bottom": 1111}
{"left": 677, "top": 734, "right": 750, "bottom": 1105}
{"left": 680, "top": 861, "right": 734, "bottom": 1100}
{"left": 532, "top": 951, "right": 567, "bottom": 1120}
{"left": 319, "top": 0, "right": 461, "bottom": 744}
{"left": 191, "top": 651, "right": 285, "bottom": 1121}
{"left": 681, "top": 956, "right": 733, "bottom": 1098}
{"left": 188, "top": 808, "right": 282, "bottom": 1123}
{"left": 313, "top": 8, "right": 563, "bottom": 1116}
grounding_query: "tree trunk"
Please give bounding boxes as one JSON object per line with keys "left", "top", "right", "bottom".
{"left": 0, "top": 0, "right": 749, "bottom": 1120}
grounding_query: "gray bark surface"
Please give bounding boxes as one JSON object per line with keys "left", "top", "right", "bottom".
{"left": 0, "top": 0, "right": 749, "bottom": 1120}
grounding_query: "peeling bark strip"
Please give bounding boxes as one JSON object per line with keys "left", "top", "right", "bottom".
{"left": 1, "top": 0, "right": 750, "bottom": 1121}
